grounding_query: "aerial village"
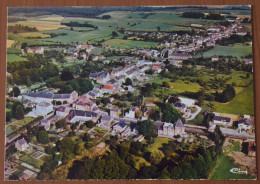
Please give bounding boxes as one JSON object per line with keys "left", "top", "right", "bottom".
{"left": 5, "top": 6, "right": 256, "bottom": 180}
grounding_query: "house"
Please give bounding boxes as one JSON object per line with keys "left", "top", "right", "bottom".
{"left": 26, "top": 102, "right": 53, "bottom": 118}
{"left": 97, "top": 115, "right": 113, "bottom": 130}
{"left": 97, "top": 72, "right": 110, "bottom": 84}
{"left": 155, "top": 119, "right": 185, "bottom": 137}
{"left": 15, "top": 138, "right": 29, "bottom": 151}
{"left": 113, "top": 121, "right": 127, "bottom": 133}
{"left": 174, "top": 119, "right": 185, "bottom": 136}
{"left": 56, "top": 106, "right": 70, "bottom": 118}
{"left": 86, "top": 89, "right": 100, "bottom": 99}
{"left": 211, "top": 55, "right": 219, "bottom": 61}
{"left": 213, "top": 115, "right": 232, "bottom": 125}
{"left": 120, "top": 126, "right": 132, "bottom": 138}
{"left": 125, "top": 107, "right": 137, "bottom": 119}
{"left": 101, "top": 85, "right": 114, "bottom": 94}
{"left": 19, "top": 169, "right": 37, "bottom": 180}
{"left": 22, "top": 90, "right": 78, "bottom": 104}
{"left": 110, "top": 109, "right": 120, "bottom": 118}
{"left": 66, "top": 110, "right": 99, "bottom": 123}
{"left": 40, "top": 119, "right": 51, "bottom": 130}
{"left": 237, "top": 119, "right": 253, "bottom": 132}
{"left": 111, "top": 67, "right": 124, "bottom": 78}
{"left": 173, "top": 102, "right": 186, "bottom": 113}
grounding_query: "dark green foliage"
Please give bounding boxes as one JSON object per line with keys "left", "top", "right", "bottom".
{"left": 112, "top": 31, "right": 118, "bottom": 37}
{"left": 160, "top": 103, "right": 182, "bottom": 123}
{"left": 55, "top": 119, "right": 67, "bottom": 129}
{"left": 14, "top": 105, "right": 24, "bottom": 120}
{"left": 8, "top": 24, "right": 38, "bottom": 33}
{"left": 61, "top": 21, "right": 98, "bottom": 29}
{"left": 182, "top": 12, "right": 205, "bottom": 19}
{"left": 137, "top": 119, "right": 158, "bottom": 141}
{"left": 124, "top": 78, "right": 132, "bottom": 85}
{"left": 37, "top": 130, "right": 49, "bottom": 144}
{"left": 61, "top": 78, "right": 93, "bottom": 95}
{"left": 10, "top": 86, "right": 20, "bottom": 97}
{"left": 102, "top": 15, "right": 111, "bottom": 19}
{"left": 216, "top": 85, "right": 236, "bottom": 102}
{"left": 85, "top": 120, "right": 95, "bottom": 128}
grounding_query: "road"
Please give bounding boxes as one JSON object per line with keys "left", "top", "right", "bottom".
{"left": 186, "top": 105, "right": 202, "bottom": 121}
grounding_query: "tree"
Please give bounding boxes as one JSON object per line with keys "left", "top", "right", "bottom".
{"left": 10, "top": 86, "right": 20, "bottom": 97}
{"left": 37, "top": 130, "right": 49, "bottom": 144}
{"left": 21, "top": 42, "right": 28, "bottom": 50}
{"left": 61, "top": 70, "right": 73, "bottom": 81}
{"left": 112, "top": 31, "right": 118, "bottom": 37}
{"left": 85, "top": 120, "right": 95, "bottom": 128}
{"left": 124, "top": 78, "right": 132, "bottom": 85}
{"left": 150, "top": 150, "right": 165, "bottom": 165}
{"left": 161, "top": 103, "right": 182, "bottom": 123}
{"left": 137, "top": 119, "right": 158, "bottom": 141}
{"left": 15, "top": 105, "right": 24, "bottom": 120}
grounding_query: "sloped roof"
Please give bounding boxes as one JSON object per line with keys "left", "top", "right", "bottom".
{"left": 175, "top": 119, "right": 184, "bottom": 128}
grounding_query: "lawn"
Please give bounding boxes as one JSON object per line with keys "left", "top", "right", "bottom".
{"left": 132, "top": 155, "right": 151, "bottom": 170}
{"left": 197, "top": 45, "right": 252, "bottom": 58}
{"left": 211, "top": 82, "right": 254, "bottom": 115}
{"left": 21, "top": 155, "right": 44, "bottom": 169}
{"left": 147, "top": 137, "right": 170, "bottom": 153}
{"left": 18, "top": 32, "right": 51, "bottom": 38}
{"left": 16, "top": 117, "right": 34, "bottom": 126}
{"left": 7, "top": 54, "right": 27, "bottom": 62}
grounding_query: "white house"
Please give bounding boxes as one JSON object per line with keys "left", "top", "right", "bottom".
{"left": 213, "top": 115, "right": 232, "bottom": 125}
{"left": 15, "top": 138, "right": 29, "bottom": 152}
{"left": 113, "top": 121, "right": 127, "bottom": 133}
{"left": 56, "top": 106, "right": 71, "bottom": 118}
{"left": 26, "top": 102, "right": 53, "bottom": 118}
{"left": 125, "top": 107, "right": 137, "bottom": 119}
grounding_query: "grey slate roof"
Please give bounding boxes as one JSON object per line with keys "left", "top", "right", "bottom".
{"left": 175, "top": 119, "right": 185, "bottom": 128}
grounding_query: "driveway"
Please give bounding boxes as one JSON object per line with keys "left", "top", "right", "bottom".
{"left": 186, "top": 105, "right": 202, "bottom": 121}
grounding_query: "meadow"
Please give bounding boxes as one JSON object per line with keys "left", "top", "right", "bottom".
{"left": 210, "top": 82, "right": 254, "bottom": 115}
{"left": 196, "top": 44, "right": 252, "bottom": 58}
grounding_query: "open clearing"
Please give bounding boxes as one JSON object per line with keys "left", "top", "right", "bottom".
{"left": 197, "top": 45, "right": 252, "bottom": 58}
{"left": 7, "top": 40, "right": 15, "bottom": 48}
{"left": 211, "top": 82, "right": 254, "bottom": 115}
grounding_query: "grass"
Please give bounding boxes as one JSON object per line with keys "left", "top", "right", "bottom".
{"left": 20, "top": 155, "right": 44, "bottom": 169}
{"left": 8, "top": 19, "right": 67, "bottom": 31}
{"left": 210, "top": 82, "right": 254, "bottom": 115}
{"left": 7, "top": 39, "right": 15, "bottom": 48}
{"left": 7, "top": 54, "right": 27, "bottom": 62}
{"left": 132, "top": 155, "right": 151, "bottom": 170}
{"left": 147, "top": 137, "right": 170, "bottom": 153}
{"left": 196, "top": 45, "right": 252, "bottom": 58}
{"left": 210, "top": 155, "right": 255, "bottom": 180}
{"left": 210, "top": 140, "right": 254, "bottom": 180}
{"left": 18, "top": 32, "right": 51, "bottom": 38}
{"left": 16, "top": 117, "right": 34, "bottom": 126}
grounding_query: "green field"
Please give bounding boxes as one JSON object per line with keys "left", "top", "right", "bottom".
{"left": 7, "top": 54, "right": 27, "bottom": 62}
{"left": 147, "top": 137, "right": 170, "bottom": 153}
{"left": 196, "top": 45, "right": 252, "bottom": 58}
{"left": 211, "top": 82, "right": 254, "bottom": 115}
{"left": 21, "top": 155, "right": 44, "bottom": 169}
